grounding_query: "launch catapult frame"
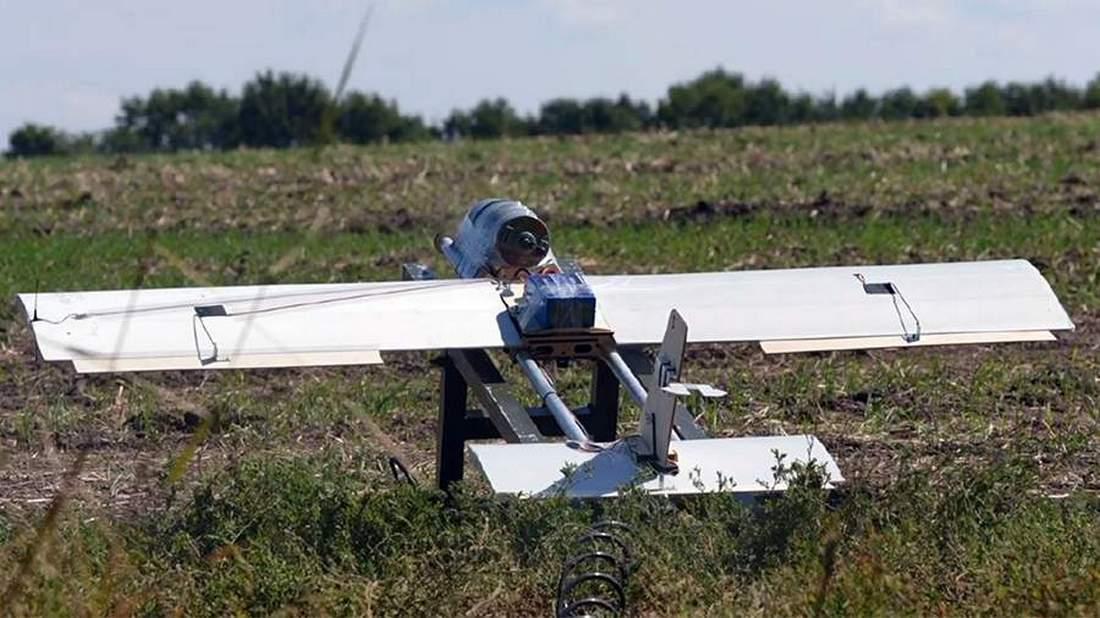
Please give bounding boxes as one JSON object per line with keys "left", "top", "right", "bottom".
{"left": 20, "top": 199, "right": 1074, "bottom": 498}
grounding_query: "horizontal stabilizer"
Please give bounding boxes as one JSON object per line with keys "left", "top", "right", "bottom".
{"left": 469, "top": 435, "right": 843, "bottom": 498}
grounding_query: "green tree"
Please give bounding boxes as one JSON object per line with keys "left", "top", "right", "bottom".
{"left": 914, "top": 88, "right": 960, "bottom": 118}
{"left": 839, "top": 89, "right": 877, "bottom": 120}
{"left": 585, "top": 95, "right": 649, "bottom": 133}
{"left": 175, "top": 81, "right": 240, "bottom": 148}
{"left": 814, "top": 93, "right": 840, "bottom": 122}
{"left": 964, "top": 81, "right": 1006, "bottom": 116}
{"left": 444, "top": 98, "right": 529, "bottom": 139}
{"left": 441, "top": 110, "right": 471, "bottom": 140}
{"left": 1029, "top": 77, "right": 1082, "bottom": 113}
{"left": 743, "top": 78, "right": 791, "bottom": 125}
{"left": 537, "top": 98, "right": 585, "bottom": 134}
{"left": 1001, "top": 82, "right": 1036, "bottom": 116}
{"left": 6, "top": 123, "right": 65, "bottom": 158}
{"left": 1085, "top": 73, "right": 1100, "bottom": 109}
{"left": 617, "top": 94, "right": 654, "bottom": 129}
{"left": 786, "top": 93, "right": 817, "bottom": 123}
{"left": 879, "top": 88, "right": 919, "bottom": 120}
{"left": 337, "top": 92, "right": 428, "bottom": 144}
{"left": 238, "top": 71, "right": 333, "bottom": 148}
{"left": 113, "top": 81, "right": 239, "bottom": 152}
{"left": 99, "top": 126, "right": 143, "bottom": 154}
{"left": 658, "top": 68, "right": 748, "bottom": 128}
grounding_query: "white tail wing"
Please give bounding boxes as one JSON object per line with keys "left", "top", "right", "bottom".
{"left": 470, "top": 435, "right": 843, "bottom": 498}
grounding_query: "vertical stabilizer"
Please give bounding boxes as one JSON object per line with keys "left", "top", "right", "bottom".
{"left": 636, "top": 310, "right": 688, "bottom": 471}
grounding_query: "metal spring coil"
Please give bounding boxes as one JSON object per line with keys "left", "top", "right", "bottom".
{"left": 555, "top": 520, "right": 637, "bottom": 617}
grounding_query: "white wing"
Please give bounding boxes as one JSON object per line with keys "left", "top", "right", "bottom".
{"left": 588, "top": 259, "right": 1073, "bottom": 352}
{"left": 21, "top": 279, "right": 517, "bottom": 372}
{"left": 19, "top": 259, "right": 1073, "bottom": 373}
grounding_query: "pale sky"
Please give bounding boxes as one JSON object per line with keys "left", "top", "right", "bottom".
{"left": 3, "top": 0, "right": 1100, "bottom": 140}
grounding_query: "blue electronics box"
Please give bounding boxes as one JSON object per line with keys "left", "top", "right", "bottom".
{"left": 517, "top": 273, "right": 596, "bottom": 333}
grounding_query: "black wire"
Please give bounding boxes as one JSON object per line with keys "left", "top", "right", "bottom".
{"left": 29, "top": 313, "right": 85, "bottom": 326}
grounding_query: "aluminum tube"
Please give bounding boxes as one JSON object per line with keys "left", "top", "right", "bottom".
{"left": 603, "top": 349, "right": 649, "bottom": 408}
{"left": 515, "top": 351, "right": 590, "bottom": 443}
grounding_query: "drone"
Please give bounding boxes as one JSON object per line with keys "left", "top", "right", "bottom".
{"left": 20, "top": 199, "right": 1074, "bottom": 498}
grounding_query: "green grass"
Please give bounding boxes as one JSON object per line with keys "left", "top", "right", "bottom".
{"left": 3, "top": 211, "right": 1096, "bottom": 310}
{"left": 1, "top": 113, "right": 1099, "bottom": 615}
{"left": 2, "top": 455, "right": 1098, "bottom": 615}
{"left": 3, "top": 113, "right": 1099, "bottom": 237}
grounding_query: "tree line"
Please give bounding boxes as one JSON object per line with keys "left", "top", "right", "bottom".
{"left": 8, "top": 68, "right": 1100, "bottom": 157}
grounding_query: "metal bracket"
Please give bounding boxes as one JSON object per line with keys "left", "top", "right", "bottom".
{"left": 434, "top": 350, "right": 623, "bottom": 490}
{"left": 856, "top": 273, "right": 922, "bottom": 343}
{"left": 192, "top": 306, "right": 226, "bottom": 365}
{"left": 448, "top": 349, "right": 542, "bottom": 443}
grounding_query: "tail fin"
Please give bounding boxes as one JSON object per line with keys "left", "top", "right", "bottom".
{"left": 636, "top": 310, "right": 688, "bottom": 471}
